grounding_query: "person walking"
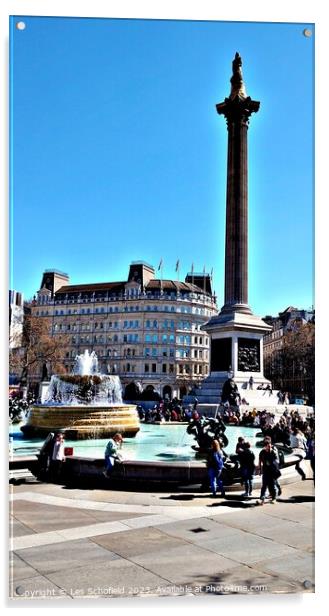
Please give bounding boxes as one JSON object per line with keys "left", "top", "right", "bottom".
{"left": 289, "top": 428, "right": 307, "bottom": 480}
{"left": 239, "top": 442, "right": 256, "bottom": 497}
{"left": 206, "top": 440, "right": 225, "bottom": 498}
{"left": 257, "top": 437, "right": 281, "bottom": 505}
{"left": 103, "top": 433, "right": 124, "bottom": 478}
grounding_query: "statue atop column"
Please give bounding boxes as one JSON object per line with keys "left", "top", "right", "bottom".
{"left": 230, "top": 52, "right": 247, "bottom": 100}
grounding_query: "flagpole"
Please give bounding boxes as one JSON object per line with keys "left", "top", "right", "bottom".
{"left": 175, "top": 259, "right": 180, "bottom": 282}
{"left": 161, "top": 260, "right": 163, "bottom": 294}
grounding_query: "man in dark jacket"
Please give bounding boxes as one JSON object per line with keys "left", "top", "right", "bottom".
{"left": 258, "top": 437, "right": 280, "bottom": 504}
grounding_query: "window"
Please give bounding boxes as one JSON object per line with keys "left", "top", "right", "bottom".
{"left": 145, "top": 363, "right": 149, "bottom": 372}
{"left": 145, "top": 348, "right": 151, "bottom": 357}
{"left": 145, "top": 334, "right": 151, "bottom": 343}
{"left": 152, "top": 363, "right": 157, "bottom": 373}
{"left": 152, "top": 334, "right": 158, "bottom": 343}
{"left": 169, "top": 364, "right": 174, "bottom": 373}
{"left": 152, "top": 348, "right": 157, "bottom": 357}
{"left": 162, "top": 364, "right": 167, "bottom": 373}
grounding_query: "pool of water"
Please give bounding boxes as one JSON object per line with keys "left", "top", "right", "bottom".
{"left": 9, "top": 422, "right": 260, "bottom": 462}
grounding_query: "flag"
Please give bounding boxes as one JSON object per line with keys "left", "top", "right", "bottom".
{"left": 158, "top": 258, "right": 163, "bottom": 271}
{"left": 175, "top": 259, "right": 180, "bottom": 272}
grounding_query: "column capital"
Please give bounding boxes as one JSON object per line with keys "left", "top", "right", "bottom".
{"left": 216, "top": 96, "right": 260, "bottom": 124}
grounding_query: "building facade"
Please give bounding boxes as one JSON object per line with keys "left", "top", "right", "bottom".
{"left": 9, "top": 290, "right": 24, "bottom": 349}
{"left": 31, "top": 262, "right": 218, "bottom": 399}
{"left": 263, "top": 306, "right": 315, "bottom": 401}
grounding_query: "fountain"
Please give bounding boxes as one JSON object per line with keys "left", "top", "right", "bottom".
{"left": 21, "top": 350, "right": 140, "bottom": 439}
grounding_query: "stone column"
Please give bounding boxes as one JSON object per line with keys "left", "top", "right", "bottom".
{"left": 216, "top": 52, "right": 259, "bottom": 315}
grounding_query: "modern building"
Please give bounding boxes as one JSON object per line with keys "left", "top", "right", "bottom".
{"left": 31, "top": 262, "right": 218, "bottom": 399}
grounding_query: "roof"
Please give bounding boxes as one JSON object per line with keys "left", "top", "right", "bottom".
{"left": 55, "top": 278, "right": 210, "bottom": 297}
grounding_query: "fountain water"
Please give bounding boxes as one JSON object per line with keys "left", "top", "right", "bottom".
{"left": 21, "top": 351, "right": 140, "bottom": 439}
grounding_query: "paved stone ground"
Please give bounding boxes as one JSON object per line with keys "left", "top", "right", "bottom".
{"left": 8, "top": 463, "right": 314, "bottom": 600}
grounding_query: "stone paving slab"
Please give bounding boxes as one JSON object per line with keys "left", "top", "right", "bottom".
{"left": 182, "top": 563, "right": 299, "bottom": 594}
{"left": 11, "top": 499, "right": 114, "bottom": 533}
{"left": 45, "top": 557, "right": 171, "bottom": 599}
{"left": 199, "top": 529, "right": 299, "bottom": 565}
{"left": 9, "top": 553, "right": 40, "bottom": 582}
{"left": 15, "top": 538, "right": 121, "bottom": 576}
{"left": 9, "top": 517, "right": 37, "bottom": 538}
{"left": 253, "top": 551, "right": 315, "bottom": 586}
{"left": 208, "top": 509, "right": 314, "bottom": 550}
{"left": 10, "top": 574, "right": 70, "bottom": 599}
{"left": 90, "top": 526, "right": 191, "bottom": 558}
{"left": 128, "top": 543, "right": 239, "bottom": 586}
{"left": 155, "top": 516, "right": 240, "bottom": 544}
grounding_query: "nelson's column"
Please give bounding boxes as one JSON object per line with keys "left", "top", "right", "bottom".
{"left": 198, "top": 53, "right": 272, "bottom": 406}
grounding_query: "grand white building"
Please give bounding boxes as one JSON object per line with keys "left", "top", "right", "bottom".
{"left": 32, "top": 262, "right": 218, "bottom": 400}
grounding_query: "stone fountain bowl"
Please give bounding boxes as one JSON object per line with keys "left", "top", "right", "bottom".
{"left": 20, "top": 403, "right": 140, "bottom": 439}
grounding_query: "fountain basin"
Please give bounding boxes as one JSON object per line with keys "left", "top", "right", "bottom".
{"left": 21, "top": 404, "right": 140, "bottom": 439}
{"left": 11, "top": 452, "right": 302, "bottom": 489}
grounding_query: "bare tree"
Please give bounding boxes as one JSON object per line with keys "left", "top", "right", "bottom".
{"left": 282, "top": 321, "right": 315, "bottom": 403}
{"left": 9, "top": 315, "right": 70, "bottom": 388}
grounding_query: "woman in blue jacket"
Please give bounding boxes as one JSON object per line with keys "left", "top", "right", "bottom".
{"left": 206, "top": 439, "right": 225, "bottom": 498}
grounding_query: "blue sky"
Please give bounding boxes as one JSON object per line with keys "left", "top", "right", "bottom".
{"left": 10, "top": 16, "right": 314, "bottom": 316}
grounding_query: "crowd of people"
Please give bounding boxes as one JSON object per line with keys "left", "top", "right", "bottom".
{"left": 137, "top": 397, "right": 198, "bottom": 424}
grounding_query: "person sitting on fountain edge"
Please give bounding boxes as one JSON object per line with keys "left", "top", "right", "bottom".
{"left": 50, "top": 433, "right": 66, "bottom": 482}
{"left": 103, "top": 433, "right": 124, "bottom": 478}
